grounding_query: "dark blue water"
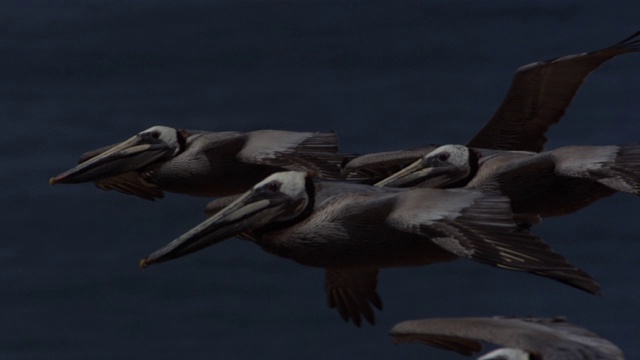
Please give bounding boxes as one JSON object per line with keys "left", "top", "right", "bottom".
{"left": 3, "top": 1, "right": 639, "bottom": 358}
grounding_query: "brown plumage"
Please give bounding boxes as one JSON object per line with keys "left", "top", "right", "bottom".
{"left": 140, "top": 171, "right": 599, "bottom": 327}
{"left": 375, "top": 144, "right": 640, "bottom": 222}
{"left": 468, "top": 30, "right": 640, "bottom": 152}
{"left": 50, "top": 125, "right": 353, "bottom": 200}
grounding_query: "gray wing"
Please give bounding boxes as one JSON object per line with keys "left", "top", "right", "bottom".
{"left": 238, "top": 130, "right": 348, "bottom": 179}
{"left": 341, "top": 146, "right": 438, "bottom": 182}
{"left": 471, "top": 151, "right": 613, "bottom": 218}
{"left": 387, "top": 189, "right": 600, "bottom": 295}
{"left": 551, "top": 144, "right": 640, "bottom": 194}
{"left": 390, "top": 317, "right": 625, "bottom": 360}
{"left": 325, "top": 268, "right": 382, "bottom": 327}
{"left": 390, "top": 317, "right": 504, "bottom": 356}
{"left": 467, "top": 31, "right": 640, "bottom": 152}
{"left": 474, "top": 146, "right": 640, "bottom": 217}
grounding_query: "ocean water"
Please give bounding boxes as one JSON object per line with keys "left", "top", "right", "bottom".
{"left": 3, "top": 1, "right": 640, "bottom": 359}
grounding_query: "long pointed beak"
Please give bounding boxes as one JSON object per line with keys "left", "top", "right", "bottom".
{"left": 374, "top": 158, "right": 434, "bottom": 187}
{"left": 140, "top": 191, "right": 282, "bottom": 268}
{"left": 49, "top": 135, "right": 172, "bottom": 184}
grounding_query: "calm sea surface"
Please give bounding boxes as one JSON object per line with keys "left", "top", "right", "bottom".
{"left": 3, "top": 1, "right": 639, "bottom": 359}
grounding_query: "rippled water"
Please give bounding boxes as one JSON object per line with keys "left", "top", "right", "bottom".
{"left": 3, "top": 1, "right": 640, "bottom": 359}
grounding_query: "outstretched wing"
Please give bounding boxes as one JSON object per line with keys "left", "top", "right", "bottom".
{"left": 467, "top": 31, "right": 640, "bottom": 152}
{"left": 551, "top": 144, "right": 640, "bottom": 194}
{"left": 386, "top": 188, "right": 600, "bottom": 295}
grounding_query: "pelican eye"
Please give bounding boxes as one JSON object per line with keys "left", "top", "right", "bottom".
{"left": 267, "top": 181, "right": 281, "bottom": 192}
{"left": 438, "top": 152, "right": 450, "bottom": 162}
{"left": 150, "top": 131, "right": 160, "bottom": 139}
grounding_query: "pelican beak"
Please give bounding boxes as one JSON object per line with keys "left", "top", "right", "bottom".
{"left": 374, "top": 158, "right": 460, "bottom": 188}
{"left": 374, "top": 158, "right": 436, "bottom": 187}
{"left": 140, "top": 190, "right": 286, "bottom": 268}
{"left": 49, "top": 134, "right": 173, "bottom": 185}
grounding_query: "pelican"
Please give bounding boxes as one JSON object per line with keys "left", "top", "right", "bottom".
{"left": 343, "top": 30, "right": 640, "bottom": 181}
{"left": 50, "top": 126, "right": 352, "bottom": 200}
{"left": 375, "top": 144, "right": 640, "bottom": 221}
{"left": 140, "top": 171, "right": 599, "bottom": 326}
{"left": 390, "top": 316, "right": 625, "bottom": 359}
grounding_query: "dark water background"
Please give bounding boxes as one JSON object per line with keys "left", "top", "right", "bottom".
{"left": 3, "top": 1, "right": 640, "bottom": 359}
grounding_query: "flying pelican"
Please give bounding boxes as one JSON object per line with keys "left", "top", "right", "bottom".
{"left": 390, "top": 316, "right": 625, "bottom": 359}
{"left": 140, "top": 171, "right": 599, "bottom": 326}
{"left": 374, "top": 144, "right": 640, "bottom": 222}
{"left": 342, "top": 30, "right": 640, "bottom": 182}
{"left": 49, "top": 126, "right": 353, "bottom": 200}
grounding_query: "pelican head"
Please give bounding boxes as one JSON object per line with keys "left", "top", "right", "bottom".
{"left": 49, "top": 126, "right": 187, "bottom": 185}
{"left": 375, "top": 144, "right": 475, "bottom": 188}
{"left": 140, "top": 171, "right": 313, "bottom": 268}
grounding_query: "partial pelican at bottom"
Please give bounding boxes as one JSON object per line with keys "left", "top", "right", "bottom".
{"left": 390, "top": 316, "right": 625, "bottom": 359}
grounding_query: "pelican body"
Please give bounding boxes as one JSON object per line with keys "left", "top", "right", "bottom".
{"left": 50, "top": 126, "right": 352, "bottom": 200}
{"left": 342, "top": 31, "right": 640, "bottom": 182}
{"left": 141, "top": 171, "right": 599, "bottom": 326}
{"left": 390, "top": 316, "right": 625, "bottom": 359}
{"left": 376, "top": 144, "right": 640, "bottom": 221}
